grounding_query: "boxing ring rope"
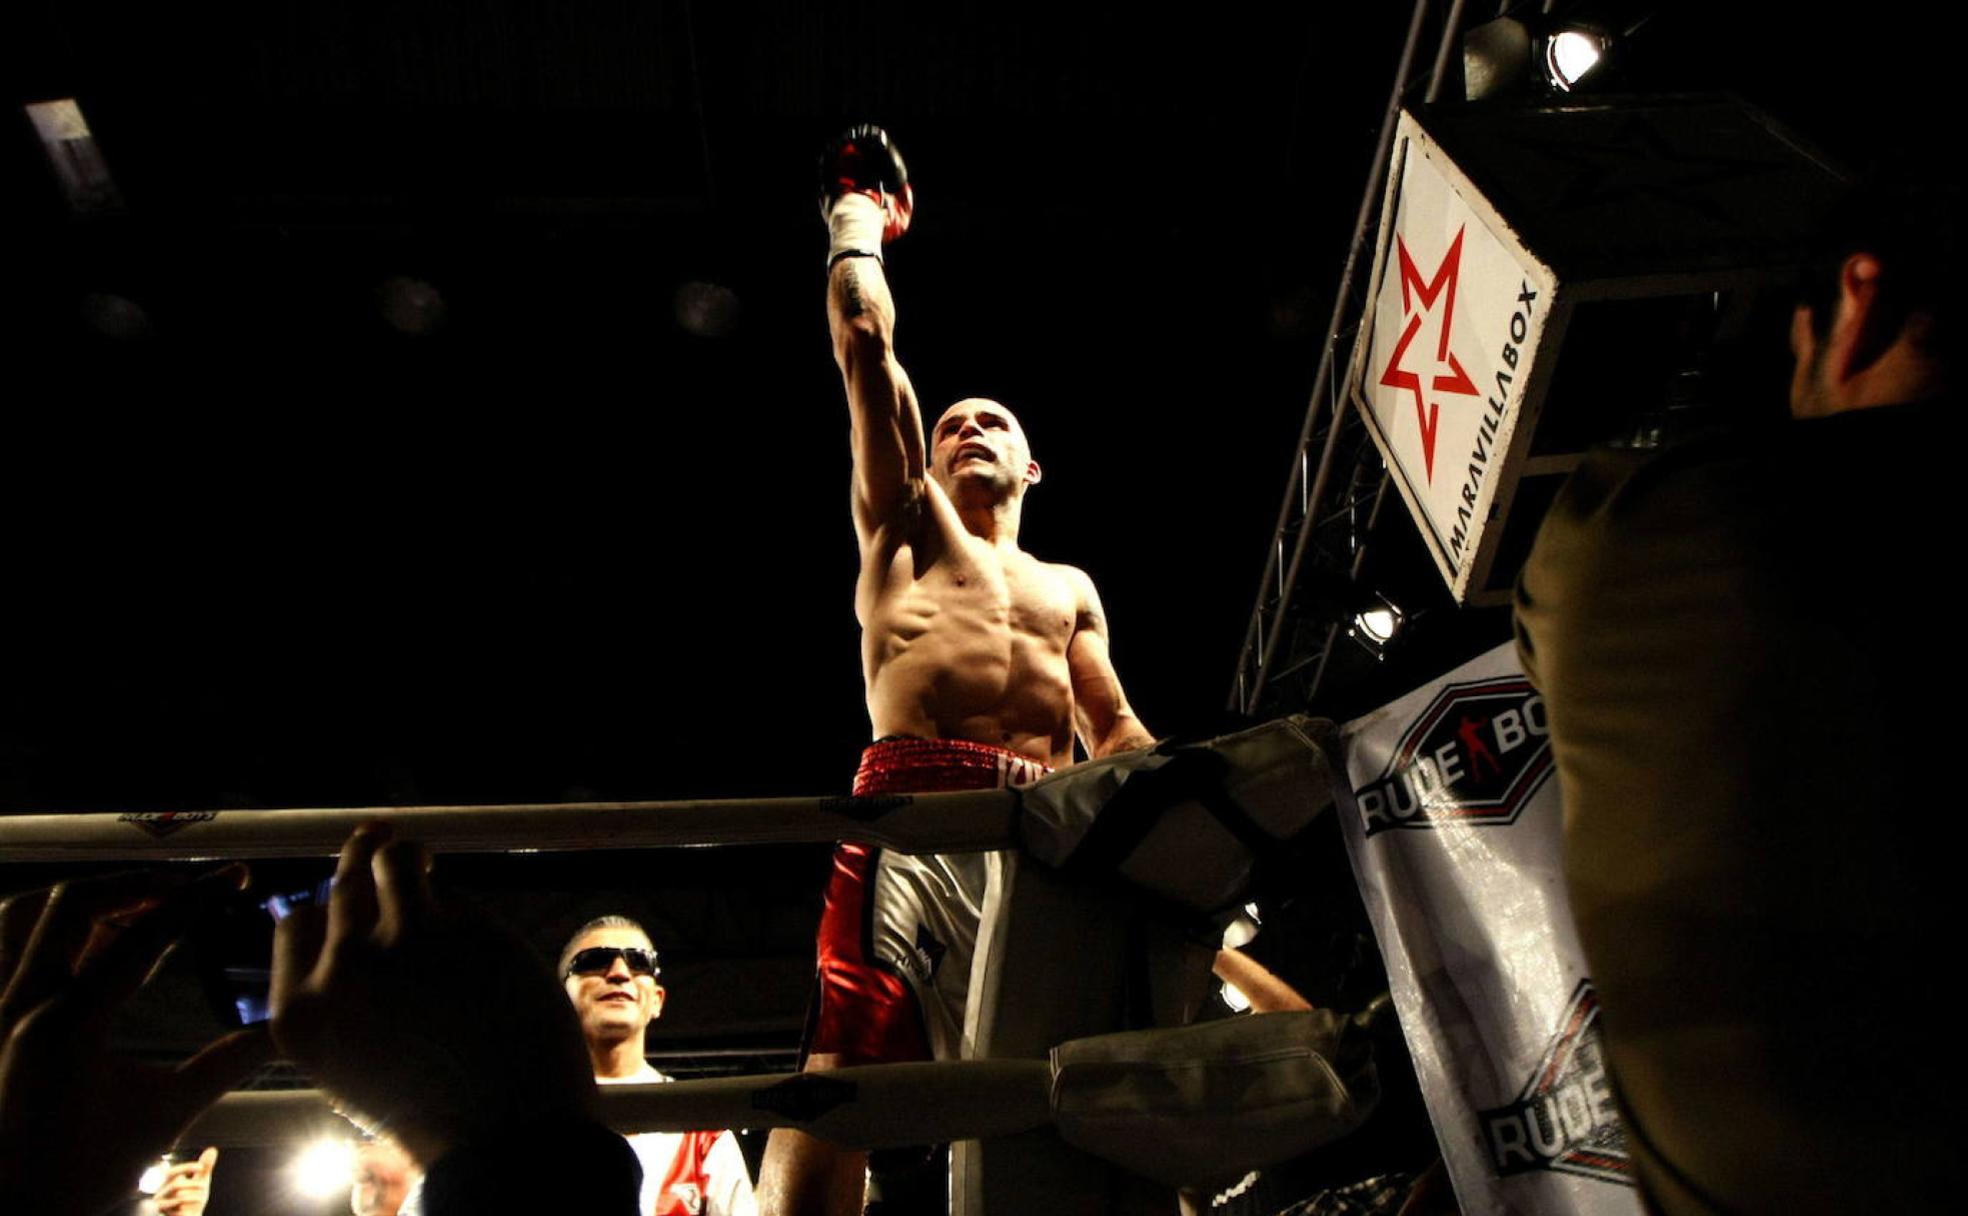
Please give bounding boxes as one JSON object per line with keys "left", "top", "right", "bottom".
{"left": 0, "top": 716, "right": 1342, "bottom": 1200}
{"left": 179, "top": 1008, "right": 1372, "bottom": 1197}
{"left": 185, "top": 1064, "right": 1053, "bottom": 1150}
{"left": 0, "top": 720, "right": 1341, "bottom": 1210}
{"left": 0, "top": 789, "right": 1020, "bottom": 862}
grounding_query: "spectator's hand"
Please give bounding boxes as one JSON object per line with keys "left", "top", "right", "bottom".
{"left": 154, "top": 1146, "right": 219, "bottom": 1216}
{"left": 0, "top": 869, "right": 273, "bottom": 1216}
{"left": 270, "top": 824, "right": 598, "bottom": 1168}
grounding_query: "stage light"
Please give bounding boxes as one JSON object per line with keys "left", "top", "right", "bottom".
{"left": 1463, "top": 17, "right": 1613, "bottom": 99}
{"left": 136, "top": 1157, "right": 171, "bottom": 1195}
{"left": 1546, "top": 30, "right": 1608, "bottom": 92}
{"left": 1354, "top": 604, "right": 1400, "bottom": 645}
{"left": 1221, "top": 981, "right": 1252, "bottom": 1013}
{"left": 1222, "top": 914, "right": 1259, "bottom": 950}
{"left": 289, "top": 1137, "right": 356, "bottom": 1200}
{"left": 1347, "top": 592, "right": 1403, "bottom": 654}
{"left": 1343, "top": 593, "right": 1406, "bottom": 661}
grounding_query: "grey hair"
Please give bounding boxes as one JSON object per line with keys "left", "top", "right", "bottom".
{"left": 559, "top": 914, "right": 655, "bottom": 976}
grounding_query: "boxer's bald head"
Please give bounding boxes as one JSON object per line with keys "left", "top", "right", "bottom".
{"left": 929, "top": 398, "right": 1041, "bottom": 504}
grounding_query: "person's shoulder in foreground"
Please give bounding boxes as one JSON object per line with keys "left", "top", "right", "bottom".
{"left": 1513, "top": 170, "right": 1961, "bottom": 1215}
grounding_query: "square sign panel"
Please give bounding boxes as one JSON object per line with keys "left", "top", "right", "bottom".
{"left": 1348, "top": 99, "right": 1845, "bottom": 603}
{"left": 1350, "top": 112, "right": 1556, "bottom": 601}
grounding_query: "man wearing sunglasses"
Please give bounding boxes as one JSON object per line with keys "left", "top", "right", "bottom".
{"left": 561, "top": 917, "right": 759, "bottom": 1216}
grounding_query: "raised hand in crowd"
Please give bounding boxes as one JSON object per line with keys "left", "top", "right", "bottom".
{"left": 270, "top": 823, "right": 641, "bottom": 1213}
{"left": 153, "top": 1146, "right": 219, "bottom": 1216}
{"left": 0, "top": 868, "right": 272, "bottom": 1216}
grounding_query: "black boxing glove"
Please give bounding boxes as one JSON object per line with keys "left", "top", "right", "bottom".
{"left": 820, "top": 124, "right": 914, "bottom": 265}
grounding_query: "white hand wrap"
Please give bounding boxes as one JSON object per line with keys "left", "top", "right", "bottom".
{"left": 827, "top": 191, "right": 887, "bottom": 267}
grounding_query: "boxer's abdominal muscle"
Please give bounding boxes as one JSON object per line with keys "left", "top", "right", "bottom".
{"left": 861, "top": 541, "right": 1079, "bottom": 767}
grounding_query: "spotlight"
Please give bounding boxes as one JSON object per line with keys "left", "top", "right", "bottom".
{"left": 1304, "top": 572, "right": 1409, "bottom": 660}
{"left": 1546, "top": 29, "right": 1609, "bottom": 92}
{"left": 289, "top": 1137, "right": 356, "bottom": 1200}
{"left": 136, "top": 1157, "right": 172, "bottom": 1195}
{"left": 1221, "top": 981, "right": 1252, "bottom": 1013}
{"left": 1347, "top": 594, "right": 1405, "bottom": 660}
{"left": 1355, "top": 606, "right": 1399, "bottom": 644}
{"left": 1463, "top": 17, "right": 1614, "bottom": 99}
{"left": 1221, "top": 913, "right": 1259, "bottom": 950}
{"left": 1221, "top": 903, "right": 1262, "bottom": 951}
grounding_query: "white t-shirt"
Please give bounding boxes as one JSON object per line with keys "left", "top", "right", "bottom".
{"left": 599, "top": 1065, "right": 758, "bottom": 1216}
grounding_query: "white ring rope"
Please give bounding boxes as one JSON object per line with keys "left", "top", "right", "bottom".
{"left": 186, "top": 1062, "right": 1053, "bottom": 1150}
{"left": 0, "top": 789, "right": 1020, "bottom": 862}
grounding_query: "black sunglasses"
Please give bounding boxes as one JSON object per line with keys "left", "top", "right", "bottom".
{"left": 565, "top": 946, "right": 661, "bottom": 979}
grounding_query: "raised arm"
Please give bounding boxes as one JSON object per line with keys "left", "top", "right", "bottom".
{"left": 821, "top": 127, "right": 922, "bottom": 548}
{"left": 830, "top": 250, "right": 924, "bottom": 546}
{"left": 1066, "top": 567, "right": 1157, "bottom": 758}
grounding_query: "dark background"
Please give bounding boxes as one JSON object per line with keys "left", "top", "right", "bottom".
{"left": 0, "top": 2, "right": 1951, "bottom": 1211}
{"left": 2, "top": 2, "right": 1417, "bottom": 811}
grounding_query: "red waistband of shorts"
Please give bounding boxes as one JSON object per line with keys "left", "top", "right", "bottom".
{"left": 853, "top": 737, "right": 1054, "bottom": 796}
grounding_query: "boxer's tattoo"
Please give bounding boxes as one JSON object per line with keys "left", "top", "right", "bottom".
{"left": 840, "top": 262, "right": 869, "bottom": 318}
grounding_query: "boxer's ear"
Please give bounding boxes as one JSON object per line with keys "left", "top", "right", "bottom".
{"left": 1025, "top": 459, "right": 1043, "bottom": 487}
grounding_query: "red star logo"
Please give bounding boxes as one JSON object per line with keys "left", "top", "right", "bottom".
{"left": 1378, "top": 226, "right": 1479, "bottom": 481}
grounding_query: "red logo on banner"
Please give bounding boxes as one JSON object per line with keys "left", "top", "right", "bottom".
{"left": 1378, "top": 226, "right": 1480, "bottom": 482}
{"left": 1351, "top": 675, "right": 1551, "bottom": 836}
{"left": 1479, "top": 981, "right": 1633, "bottom": 1186}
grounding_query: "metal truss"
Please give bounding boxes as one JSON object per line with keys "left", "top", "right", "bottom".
{"left": 1228, "top": 0, "right": 1472, "bottom": 717}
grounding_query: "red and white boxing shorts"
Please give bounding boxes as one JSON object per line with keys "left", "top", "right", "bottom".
{"left": 804, "top": 737, "right": 1051, "bottom": 1067}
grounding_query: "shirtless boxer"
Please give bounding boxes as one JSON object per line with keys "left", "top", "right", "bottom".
{"left": 756, "top": 127, "right": 1154, "bottom": 1216}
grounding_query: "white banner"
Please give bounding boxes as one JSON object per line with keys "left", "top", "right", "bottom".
{"left": 1338, "top": 643, "right": 1640, "bottom": 1216}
